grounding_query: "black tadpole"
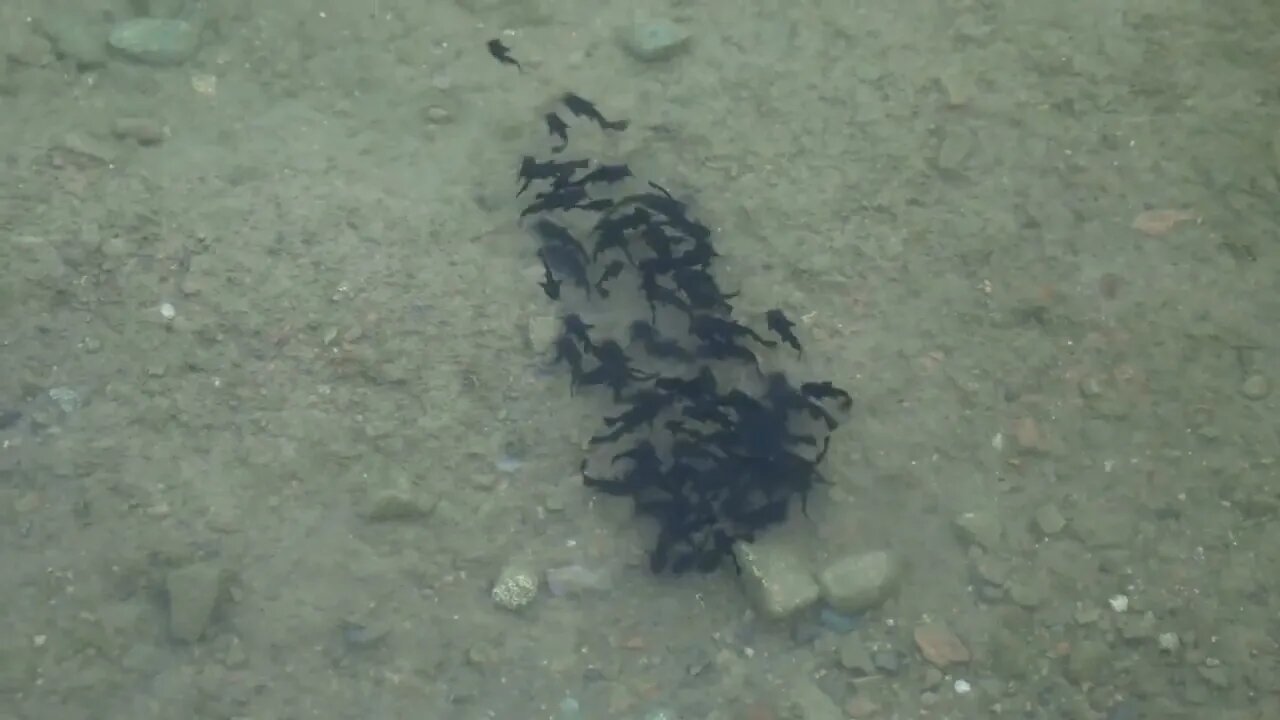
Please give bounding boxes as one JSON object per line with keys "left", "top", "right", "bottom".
{"left": 544, "top": 112, "right": 569, "bottom": 152}
{"left": 765, "top": 309, "right": 804, "bottom": 355}
{"left": 560, "top": 92, "right": 629, "bottom": 131}
{"left": 486, "top": 39, "right": 522, "bottom": 71}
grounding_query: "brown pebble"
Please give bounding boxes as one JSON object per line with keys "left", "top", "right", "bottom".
{"left": 111, "top": 117, "right": 166, "bottom": 145}
{"left": 914, "top": 621, "right": 970, "bottom": 667}
{"left": 1011, "top": 416, "right": 1045, "bottom": 452}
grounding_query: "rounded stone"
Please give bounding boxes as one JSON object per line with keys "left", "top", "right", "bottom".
{"left": 37, "top": 14, "right": 110, "bottom": 68}
{"left": 619, "top": 19, "right": 692, "bottom": 63}
{"left": 423, "top": 105, "right": 452, "bottom": 124}
{"left": 108, "top": 18, "right": 200, "bottom": 66}
{"left": 491, "top": 560, "right": 539, "bottom": 610}
{"left": 1241, "top": 374, "right": 1270, "bottom": 400}
{"left": 818, "top": 550, "right": 901, "bottom": 613}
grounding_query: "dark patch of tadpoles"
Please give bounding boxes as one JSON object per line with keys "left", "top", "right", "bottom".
{"left": 492, "top": 41, "right": 851, "bottom": 575}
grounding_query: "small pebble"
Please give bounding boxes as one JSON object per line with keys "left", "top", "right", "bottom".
{"left": 108, "top": 18, "right": 200, "bottom": 66}
{"left": 492, "top": 559, "right": 539, "bottom": 610}
{"left": 54, "top": 133, "right": 116, "bottom": 166}
{"left": 1156, "top": 631, "right": 1180, "bottom": 653}
{"left": 166, "top": 562, "right": 225, "bottom": 642}
{"left": 37, "top": 14, "right": 110, "bottom": 68}
{"left": 545, "top": 564, "right": 609, "bottom": 596}
{"left": 913, "top": 621, "right": 970, "bottom": 668}
{"left": 1078, "top": 376, "right": 1104, "bottom": 398}
{"left": 364, "top": 490, "right": 435, "bottom": 521}
{"left": 423, "top": 105, "right": 452, "bottom": 124}
{"left": 836, "top": 639, "right": 875, "bottom": 674}
{"left": 495, "top": 455, "right": 523, "bottom": 473}
{"left": 619, "top": 19, "right": 692, "bottom": 63}
{"left": 1241, "top": 374, "right": 1269, "bottom": 400}
{"left": 1033, "top": 503, "right": 1066, "bottom": 535}
{"left": 112, "top": 117, "right": 166, "bottom": 145}
{"left": 555, "top": 697, "right": 582, "bottom": 720}
{"left": 1011, "top": 416, "right": 1045, "bottom": 452}
{"left": 871, "top": 649, "right": 901, "bottom": 674}
{"left": 48, "top": 387, "right": 81, "bottom": 413}
{"left": 340, "top": 620, "right": 389, "bottom": 650}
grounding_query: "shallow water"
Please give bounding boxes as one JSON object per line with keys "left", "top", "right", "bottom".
{"left": 1, "top": 0, "right": 1278, "bottom": 719}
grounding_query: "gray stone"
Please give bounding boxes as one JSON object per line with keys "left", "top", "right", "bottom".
{"left": 836, "top": 637, "right": 874, "bottom": 674}
{"left": 52, "top": 132, "right": 117, "bottom": 166}
{"left": 47, "top": 387, "right": 81, "bottom": 413}
{"left": 1198, "top": 664, "right": 1230, "bottom": 689}
{"left": 545, "top": 564, "right": 610, "bottom": 596}
{"left": 953, "top": 510, "right": 1003, "bottom": 549}
{"left": 1033, "top": 503, "right": 1066, "bottom": 535}
{"left": 111, "top": 117, "right": 166, "bottom": 145}
{"left": 422, "top": 105, "right": 452, "bottom": 124}
{"left": 1005, "top": 570, "right": 1048, "bottom": 608}
{"left": 784, "top": 677, "right": 844, "bottom": 720}
{"left": 817, "top": 550, "right": 901, "bottom": 613}
{"left": 619, "top": 19, "right": 692, "bottom": 63}
{"left": 936, "top": 126, "right": 975, "bottom": 171}
{"left": 871, "top": 649, "right": 901, "bottom": 674}
{"left": 364, "top": 488, "right": 435, "bottom": 521}
{"left": 340, "top": 620, "right": 390, "bottom": 650}
{"left": 166, "top": 562, "right": 225, "bottom": 642}
{"left": 108, "top": 18, "right": 199, "bottom": 66}
{"left": 1241, "top": 374, "right": 1269, "bottom": 400}
{"left": 734, "top": 541, "right": 819, "bottom": 620}
{"left": 36, "top": 14, "right": 109, "bottom": 68}
{"left": 492, "top": 558, "right": 539, "bottom": 610}
{"left": 972, "top": 552, "right": 1011, "bottom": 586}
{"left": 2, "top": 26, "right": 54, "bottom": 66}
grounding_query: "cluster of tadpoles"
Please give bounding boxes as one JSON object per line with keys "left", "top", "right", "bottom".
{"left": 515, "top": 91, "right": 851, "bottom": 574}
